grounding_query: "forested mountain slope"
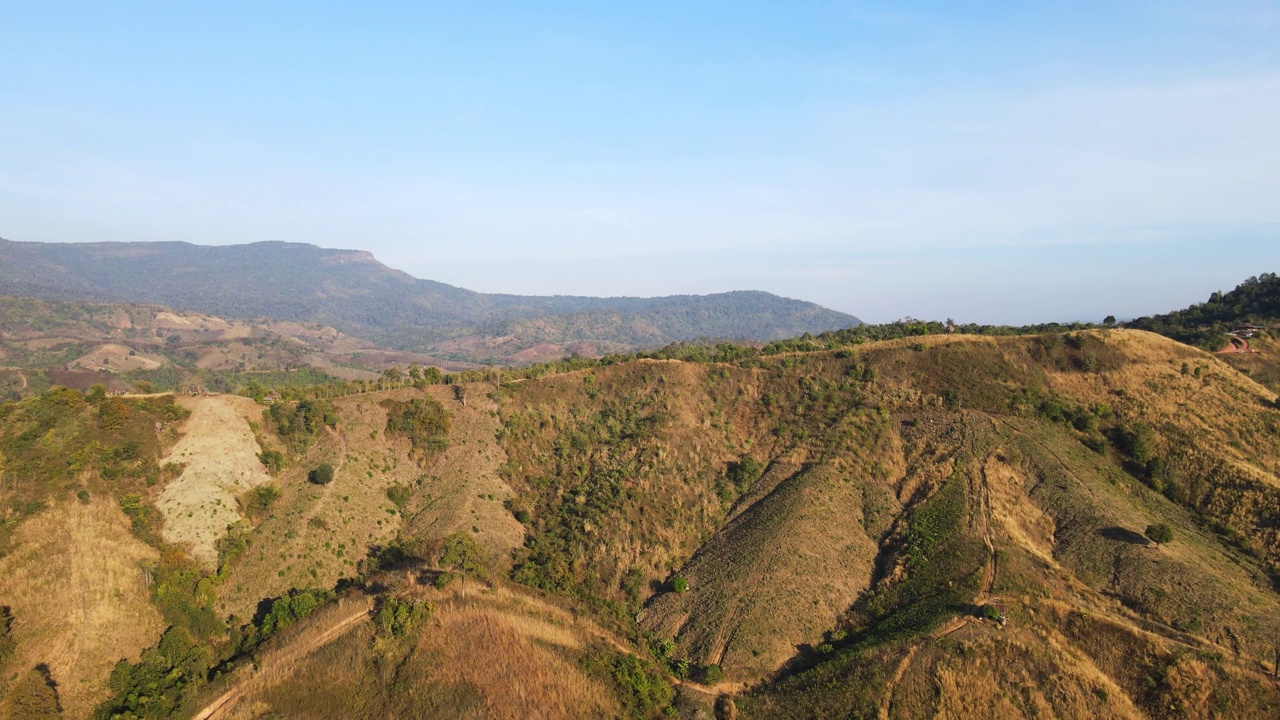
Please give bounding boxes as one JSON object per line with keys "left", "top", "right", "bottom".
{"left": 0, "top": 238, "right": 859, "bottom": 363}
{"left": 1128, "top": 273, "right": 1280, "bottom": 349}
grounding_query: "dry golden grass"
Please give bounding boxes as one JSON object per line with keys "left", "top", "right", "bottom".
{"left": 641, "top": 458, "right": 892, "bottom": 680}
{"left": 0, "top": 498, "right": 165, "bottom": 719}
{"left": 400, "top": 385, "right": 525, "bottom": 562}
{"left": 13, "top": 327, "right": 1280, "bottom": 719}
{"left": 215, "top": 584, "right": 620, "bottom": 720}
{"left": 915, "top": 622, "right": 1145, "bottom": 720}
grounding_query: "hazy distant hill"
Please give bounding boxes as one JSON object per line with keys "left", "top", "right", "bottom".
{"left": 0, "top": 238, "right": 859, "bottom": 361}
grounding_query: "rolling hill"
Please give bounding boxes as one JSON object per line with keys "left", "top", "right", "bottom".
{"left": 0, "top": 294, "right": 492, "bottom": 400}
{"left": 4, "top": 274, "right": 1280, "bottom": 718}
{"left": 3, "top": 320, "right": 1280, "bottom": 718}
{"left": 0, "top": 238, "right": 860, "bottom": 363}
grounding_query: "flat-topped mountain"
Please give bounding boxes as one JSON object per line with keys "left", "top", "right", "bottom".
{"left": 0, "top": 238, "right": 859, "bottom": 362}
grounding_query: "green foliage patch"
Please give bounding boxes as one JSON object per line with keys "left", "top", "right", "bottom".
{"left": 852, "top": 476, "right": 986, "bottom": 646}
{"left": 375, "top": 597, "right": 431, "bottom": 638}
{"left": 579, "top": 644, "right": 674, "bottom": 719}
{"left": 264, "top": 398, "right": 337, "bottom": 453}
{"left": 1128, "top": 272, "right": 1280, "bottom": 350}
{"left": 382, "top": 397, "right": 451, "bottom": 462}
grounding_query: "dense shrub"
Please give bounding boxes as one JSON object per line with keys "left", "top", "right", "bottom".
{"left": 244, "top": 484, "right": 280, "bottom": 517}
{"left": 1146, "top": 523, "right": 1173, "bottom": 545}
{"left": 309, "top": 463, "right": 335, "bottom": 485}
{"left": 382, "top": 397, "right": 451, "bottom": 461}
{"left": 375, "top": 597, "right": 431, "bottom": 638}
{"left": 580, "top": 645, "right": 673, "bottom": 718}
{"left": 265, "top": 398, "right": 337, "bottom": 452}
{"left": 258, "top": 449, "right": 286, "bottom": 474}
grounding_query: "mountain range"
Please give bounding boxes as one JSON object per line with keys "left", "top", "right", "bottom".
{"left": 0, "top": 238, "right": 859, "bottom": 363}
{"left": 3, "top": 258, "right": 1280, "bottom": 719}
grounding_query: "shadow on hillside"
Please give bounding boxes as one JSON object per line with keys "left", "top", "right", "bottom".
{"left": 1098, "top": 526, "right": 1149, "bottom": 545}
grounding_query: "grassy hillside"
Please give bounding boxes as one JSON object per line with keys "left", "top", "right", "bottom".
{"left": 4, "top": 327, "right": 1280, "bottom": 718}
{"left": 492, "top": 330, "right": 1280, "bottom": 717}
{"left": 0, "top": 238, "right": 861, "bottom": 362}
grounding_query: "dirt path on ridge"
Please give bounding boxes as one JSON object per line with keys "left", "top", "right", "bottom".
{"left": 191, "top": 599, "right": 374, "bottom": 720}
{"left": 0, "top": 366, "right": 27, "bottom": 389}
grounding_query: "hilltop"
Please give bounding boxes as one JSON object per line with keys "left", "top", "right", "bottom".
{"left": 0, "top": 238, "right": 859, "bottom": 364}
{"left": 1127, "top": 273, "right": 1280, "bottom": 391}
{"left": 1126, "top": 273, "right": 1280, "bottom": 350}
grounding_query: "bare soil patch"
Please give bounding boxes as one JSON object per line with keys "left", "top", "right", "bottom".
{"left": 157, "top": 395, "right": 273, "bottom": 566}
{"left": 71, "top": 343, "right": 163, "bottom": 372}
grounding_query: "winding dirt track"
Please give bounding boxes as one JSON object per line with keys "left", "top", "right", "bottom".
{"left": 0, "top": 366, "right": 27, "bottom": 389}
{"left": 191, "top": 602, "right": 373, "bottom": 720}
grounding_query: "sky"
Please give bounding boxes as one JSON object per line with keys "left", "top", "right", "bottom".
{"left": 2, "top": 2, "right": 1279, "bottom": 324}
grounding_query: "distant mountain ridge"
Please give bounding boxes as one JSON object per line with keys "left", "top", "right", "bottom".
{"left": 0, "top": 238, "right": 860, "bottom": 362}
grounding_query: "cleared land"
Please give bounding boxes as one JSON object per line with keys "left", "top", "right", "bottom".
{"left": 157, "top": 394, "right": 274, "bottom": 567}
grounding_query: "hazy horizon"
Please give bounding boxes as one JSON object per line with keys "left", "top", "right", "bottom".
{"left": 3, "top": 2, "right": 1278, "bottom": 324}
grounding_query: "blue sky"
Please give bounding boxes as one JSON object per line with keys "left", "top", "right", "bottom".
{"left": 2, "top": 2, "right": 1278, "bottom": 323}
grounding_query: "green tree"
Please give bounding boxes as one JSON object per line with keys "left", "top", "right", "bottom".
{"left": 1115, "top": 424, "right": 1156, "bottom": 465}
{"left": 440, "top": 531, "right": 487, "bottom": 593}
{"left": 308, "top": 463, "right": 335, "bottom": 485}
{"left": 1146, "top": 523, "right": 1173, "bottom": 546}
{"left": 258, "top": 449, "right": 286, "bottom": 474}
{"left": 87, "top": 383, "right": 108, "bottom": 403}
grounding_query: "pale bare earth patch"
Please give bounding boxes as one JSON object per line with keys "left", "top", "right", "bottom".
{"left": 157, "top": 395, "right": 273, "bottom": 567}
{"left": 0, "top": 498, "right": 166, "bottom": 719}
{"left": 71, "top": 343, "right": 164, "bottom": 371}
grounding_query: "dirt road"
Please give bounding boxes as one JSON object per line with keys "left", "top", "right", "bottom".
{"left": 191, "top": 601, "right": 373, "bottom": 720}
{"left": 0, "top": 366, "right": 27, "bottom": 389}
